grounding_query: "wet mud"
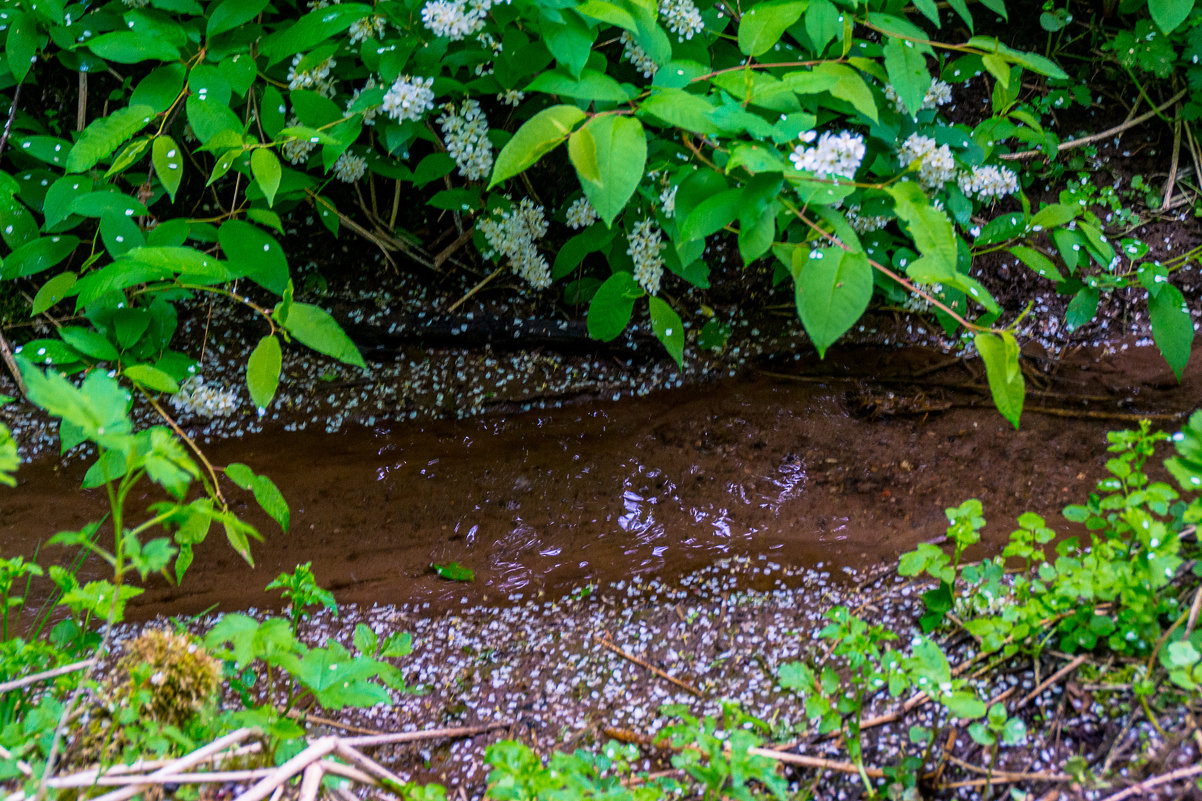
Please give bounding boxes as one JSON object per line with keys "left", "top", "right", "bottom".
{"left": 2, "top": 343, "right": 1197, "bottom": 622}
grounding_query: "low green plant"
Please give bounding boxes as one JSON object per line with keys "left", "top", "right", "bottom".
{"left": 657, "top": 703, "right": 786, "bottom": 801}
{"left": 486, "top": 739, "right": 678, "bottom": 800}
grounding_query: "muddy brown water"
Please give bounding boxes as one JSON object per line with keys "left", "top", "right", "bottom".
{"left": 2, "top": 344, "right": 1197, "bottom": 623}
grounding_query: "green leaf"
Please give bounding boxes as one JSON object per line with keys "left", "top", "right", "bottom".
{"left": 542, "top": 11, "right": 595, "bottom": 78}
{"left": 489, "top": 105, "right": 586, "bottom": 188}
{"left": 247, "top": 335, "right": 282, "bottom": 408}
{"left": 1, "top": 236, "right": 80, "bottom": 280}
{"left": 648, "top": 296, "right": 684, "bottom": 368}
{"left": 883, "top": 36, "right": 931, "bottom": 116}
{"left": 124, "top": 364, "right": 181, "bottom": 394}
{"left": 738, "top": 0, "right": 808, "bottom": 57}
{"left": 1148, "top": 283, "right": 1193, "bottom": 381}
{"left": 87, "top": 31, "right": 180, "bottom": 63}
{"left": 260, "top": 4, "right": 372, "bottom": 67}
{"left": 587, "top": 271, "right": 642, "bottom": 341}
{"left": 525, "top": 69, "right": 633, "bottom": 102}
{"left": 638, "top": 88, "right": 719, "bottom": 136}
{"left": 250, "top": 149, "right": 282, "bottom": 207}
{"left": 32, "top": 273, "right": 77, "bottom": 315}
{"left": 942, "top": 691, "right": 986, "bottom": 720}
{"left": 131, "top": 64, "right": 187, "bottom": 113}
{"left": 575, "top": 0, "right": 638, "bottom": 31}
{"left": 65, "top": 106, "right": 156, "bottom": 173}
{"left": 1065, "top": 286, "right": 1099, "bottom": 331}
{"left": 278, "top": 302, "right": 366, "bottom": 369}
{"left": 6, "top": 13, "right": 40, "bottom": 84}
{"left": 813, "top": 63, "right": 878, "bottom": 123}
{"left": 59, "top": 326, "right": 119, "bottom": 361}
{"left": 569, "top": 115, "right": 647, "bottom": 228}
{"left": 251, "top": 474, "right": 289, "bottom": 532}
{"left": 1150, "top": 0, "right": 1195, "bottom": 33}
{"left": 153, "top": 136, "right": 184, "bottom": 202}
{"left": 219, "top": 221, "right": 289, "bottom": 295}
{"left": 1007, "top": 245, "right": 1062, "bottom": 283}
{"left": 432, "top": 562, "right": 474, "bottom": 581}
{"left": 208, "top": 0, "right": 272, "bottom": 36}
{"left": 99, "top": 209, "right": 144, "bottom": 258}
{"left": 681, "top": 187, "right": 743, "bottom": 242}
{"left": 792, "top": 247, "right": 873, "bottom": 358}
{"left": 975, "top": 331, "right": 1024, "bottom": 429}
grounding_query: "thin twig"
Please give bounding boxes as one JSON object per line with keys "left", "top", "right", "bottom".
{"left": 342, "top": 721, "right": 511, "bottom": 748}
{"left": 1001, "top": 89, "right": 1187, "bottom": 161}
{"left": 0, "top": 331, "right": 28, "bottom": 399}
{"left": 1099, "top": 762, "right": 1202, "bottom": 801}
{"left": 1014, "top": 655, "right": 1086, "bottom": 710}
{"left": 1163, "top": 112, "right": 1183, "bottom": 209}
{"left": 87, "top": 727, "right": 260, "bottom": 801}
{"left": 747, "top": 746, "right": 886, "bottom": 778}
{"left": 0, "top": 659, "right": 95, "bottom": 694}
{"left": 0, "top": 83, "right": 21, "bottom": 158}
{"left": 446, "top": 266, "right": 503, "bottom": 314}
{"left": 232, "top": 736, "right": 339, "bottom": 801}
{"left": 333, "top": 743, "right": 410, "bottom": 794}
{"left": 594, "top": 635, "right": 703, "bottom": 697}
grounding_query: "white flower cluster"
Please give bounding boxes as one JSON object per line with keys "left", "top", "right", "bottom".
{"left": 349, "top": 14, "right": 386, "bottom": 45}
{"left": 308, "top": 0, "right": 338, "bottom": 8}
{"left": 885, "top": 78, "right": 954, "bottom": 116}
{"left": 898, "top": 133, "right": 956, "bottom": 188}
{"left": 565, "top": 196, "right": 599, "bottom": 229}
{"left": 347, "top": 76, "right": 380, "bottom": 125}
{"left": 122, "top": 0, "right": 149, "bottom": 7}
{"left": 660, "top": 184, "right": 678, "bottom": 218}
{"left": 421, "top": 0, "right": 499, "bottom": 40}
{"left": 382, "top": 75, "right": 435, "bottom": 123}
{"left": 437, "top": 99, "right": 494, "bottom": 181}
{"left": 479, "top": 198, "right": 552, "bottom": 289}
{"left": 281, "top": 117, "right": 317, "bottom": 164}
{"left": 845, "top": 205, "right": 890, "bottom": 233}
{"left": 903, "top": 282, "right": 944, "bottom": 314}
{"left": 498, "top": 89, "right": 526, "bottom": 107}
{"left": 620, "top": 31, "right": 659, "bottom": 77}
{"left": 789, "top": 130, "right": 865, "bottom": 179}
{"left": 288, "top": 54, "right": 337, "bottom": 96}
{"left": 628, "top": 219, "right": 666, "bottom": 295}
{"left": 958, "top": 164, "right": 1019, "bottom": 202}
{"left": 170, "top": 376, "right": 238, "bottom": 418}
{"left": 474, "top": 33, "right": 504, "bottom": 76}
{"left": 333, "top": 151, "right": 367, "bottom": 182}
{"left": 659, "top": 0, "right": 704, "bottom": 40}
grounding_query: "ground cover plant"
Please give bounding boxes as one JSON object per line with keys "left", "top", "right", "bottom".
{"left": 0, "top": 0, "right": 1201, "bottom": 796}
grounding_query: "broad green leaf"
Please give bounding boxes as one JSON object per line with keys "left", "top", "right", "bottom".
{"left": 278, "top": 302, "right": 366, "bottom": 369}
{"left": 1, "top": 236, "right": 80, "bottom": 280}
{"left": 648, "top": 296, "right": 684, "bottom": 368}
{"left": 638, "top": 88, "right": 719, "bottom": 135}
{"left": 153, "top": 136, "right": 184, "bottom": 202}
{"left": 59, "top": 326, "right": 119, "bottom": 361}
{"left": 681, "top": 187, "right": 742, "bottom": 242}
{"left": 132, "top": 64, "right": 187, "bottom": 113}
{"left": 888, "top": 183, "right": 957, "bottom": 280}
{"left": 260, "top": 4, "right": 372, "bottom": 67}
{"left": 247, "top": 335, "right": 282, "bottom": 408}
{"left": 569, "top": 116, "right": 647, "bottom": 228}
{"left": 574, "top": 0, "right": 638, "bottom": 31}
{"left": 943, "top": 691, "right": 987, "bottom": 720}
{"left": 87, "top": 31, "right": 180, "bottom": 63}
{"left": 32, "top": 273, "right": 77, "bottom": 315}
{"left": 124, "top": 364, "right": 181, "bottom": 394}
{"left": 1149, "top": 0, "right": 1194, "bottom": 33}
{"left": 187, "top": 96, "right": 243, "bottom": 145}
{"left": 6, "top": 13, "right": 40, "bottom": 84}
{"left": 13, "top": 135, "right": 71, "bottom": 168}
{"left": 813, "top": 63, "right": 878, "bottom": 122}
{"left": 975, "top": 331, "right": 1023, "bottom": 429}
{"left": 208, "top": 0, "right": 272, "bottom": 36}
{"left": 18, "top": 364, "right": 132, "bottom": 453}
{"left": 738, "top": 0, "right": 808, "bottom": 57}
{"left": 65, "top": 106, "right": 156, "bottom": 173}
{"left": 541, "top": 11, "right": 595, "bottom": 78}
{"left": 883, "top": 36, "right": 931, "bottom": 117}
{"left": 1148, "top": 283, "right": 1193, "bottom": 381}
{"left": 219, "top": 220, "right": 289, "bottom": 294}
{"left": 250, "top": 149, "right": 282, "bottom": 207}
{"left": 792, "top": 246, "right": 873, "bottom": 358}
{"left": 525, "top": 69, "right": 633, "bottom": 102}
{"left": 587, "top": 271, "right": 642, "bottom": 341}
{"left": 432, "top": 562, "right": 474, "bottom": 581}
{"left": 43, "top": 175, "right": 93, "bottom": 230}
{"left": 1008, "top": 245, "right": 1063, "bottom": 283}
{"left": 489, "top": 105, "right": 586, "bottom": 188}
{"left": 552, "top": 224, "right": 616, "bottom": 280}
{"left": 1065, "top": 286, "right": 1099, "bottom": 331}
{"left": 251, "top": 474, "right": 289, "bottom": 532}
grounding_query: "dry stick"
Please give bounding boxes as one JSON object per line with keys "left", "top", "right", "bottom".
{"left": 1163, "top": 112, "right": 1183, "bottom": 209}
{"left": 318, "top": 759, "right": 379, "bottom": 787}
{"left": 941, "top": 754, "right": 1072, "bottom": 784}
{"left": 1099, "top": 762, "right": 1202, "bottom": 801}
{"left": 0, "top": 659, "right": 96, "bottom": 695}
{"left": 298, "top": 763, "right": 324, "bottom": 801}
{"left": 434, "top": 225, "right": 477, "bottom": 270}
{"left": 333, "top": 743, "right": 411, "bottom": 794}
{"left": 1185, "top": 582, "right": 1202, "bottom": 634}
{"left": 1014, "top": 655, "right": 1087, "bottom": 710}
{"left": 342, "top": 721, "right": 511, "bottom": 748}
{"left": 594, "top": 635, "right": 703, "bottom": 697}
{"left": 446, "top": 266, "right": 504, "bottom": 314}
{"left": 87, "top": 727, "right": 260, "bottom": 801}
{"left": 747, "top": 746, "right": 886, "bottom": 779}
{"left": 0, "top": 745, "right": 33, "bottom": 778}
{"left": 77, "top": 72, "right": 88, "bottom": 132}
{"left": 52, "top": 742, "right": 263, "bottom": 783}
{"left": 48, "top": 768, "right": 280, "bottom": 788}
{"left": 232, "top": 736, "right": 339, "bottom": 801}
{"left": 1000, "top": 89, "right": 1188, "bottom": 161}
{"left": 285, "top": 708, "right": 386, "bottom": 737}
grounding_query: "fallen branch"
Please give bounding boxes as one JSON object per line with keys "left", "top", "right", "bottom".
{"left": 748, "top": 746, "right": 885, "bottom": 779}
{"left": 342, "top": 721, "right": 511, "bottom": 748}
{"left": 594, "top": 635, "right": 702, "bottom": 697}
{"left": 0, "top": 660, "right": 96, "bottom": 695}
{"left": 1098, "top": 762, "right": 1202, "bottom": 801}
{"left": 1015, "top": 655, "right": 1087, "bottom": 710}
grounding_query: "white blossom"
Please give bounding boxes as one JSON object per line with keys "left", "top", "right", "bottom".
{"left": 565, "top": 197, "right": 599, "bottom": 229}
{"left": 347, "top": 76, "right": 380, "bottom": 125}
{"left": 885, "top": 78, "right": 955, "bottom": 116}
{"left": 288, "top": 54, "right": 337, "bottom": 96}
{"left": 620, "top": 31, "right": 658, "bottom": 77}
{"left": 628, "top": 219, "right": 665, "bottom": 295}
{"left": 333, "top": 151, "right": 367, "bottom": 182}
{"left": 958, "top": 164, "right": 1019, "bottom": 201}
{"left": 846, "top": 206, "right": 890, "bottom": 233}
{"left": 479, "top": 198, "right": 552, "bottom": 289}
{"left": 349, "top": 15, "right": 386, "bottom": 45}
{"left": 421, "top": 0, "right": 500, "bottom": 40}
{"left": 789, "top": 130, "right": 865, "bottom": 179}
{"left": 899, "top": 133, "right": 956, "bottom": 188}
{"left": 171, "top": 376, "right": 238, "bottom": 418}
{"left": 659, "top": 0, "right": 704, "bottom": 40}
{"left": 660, "top": 184, "right": 678, "bottom": 218}
{"left": 281, "top": 116, "right": 318, "bottom": 165}
{"left": 382, "top": 75, "right": 435, "bottom": 123}
{"left": 498, "top": 89, "right": 526, "bottom": 107}
{"left": 437, "top": 99, "right": 494, "bottom": 181}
